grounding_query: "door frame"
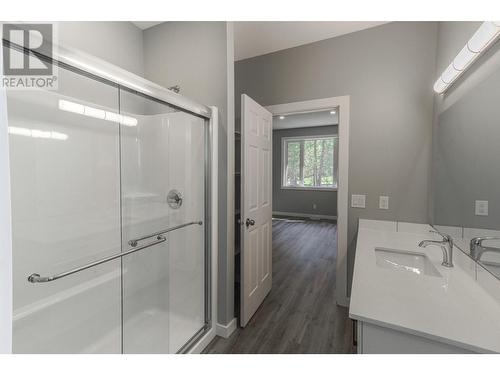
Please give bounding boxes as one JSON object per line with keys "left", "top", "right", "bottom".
{"left": 188, "top": 106, "right": 219, "bottom": 353}
{"left": 265, "top": 96, "right": 350, "bottom": 307}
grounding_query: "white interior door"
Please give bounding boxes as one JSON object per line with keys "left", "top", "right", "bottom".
{"left": 240, "top": 94, "right": 272, "bottom": 327}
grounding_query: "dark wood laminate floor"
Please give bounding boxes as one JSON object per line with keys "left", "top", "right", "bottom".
{"left": 203, "top": 218, "right": 354, "bottom": 354}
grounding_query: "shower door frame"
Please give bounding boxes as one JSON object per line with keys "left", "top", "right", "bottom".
{"left": 0, "top": 39, "right": 218, "bottom": 354}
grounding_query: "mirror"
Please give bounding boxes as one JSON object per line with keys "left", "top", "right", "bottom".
{"left": 431, "top": 43, "right": 500, "bottom": 279}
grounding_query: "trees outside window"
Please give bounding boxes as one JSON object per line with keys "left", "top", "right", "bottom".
{"left": 282, "top": 135, "right": 338, "bottom": 190}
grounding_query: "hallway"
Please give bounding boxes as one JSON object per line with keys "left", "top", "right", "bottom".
{"left": 204, "top": 219, "right": 353, "bottom": 354}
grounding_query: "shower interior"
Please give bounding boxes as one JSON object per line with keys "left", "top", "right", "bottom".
{"left": 5, "top": 44, "right": 214, "bottom": 353}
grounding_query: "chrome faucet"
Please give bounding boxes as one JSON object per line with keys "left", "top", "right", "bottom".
{"left": 470, "top": 237, "right": 500, "bottom": 261}
{"left": 418, "top": 230, "right": 454, "bottom": 267}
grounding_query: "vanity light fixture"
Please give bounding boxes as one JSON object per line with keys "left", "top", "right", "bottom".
{"left": 434, "top": 21, "right": 500, "bottom": 94}
{"left": 279, "top": 115, "right": 285, "bottom": 120}
{"left": 330, "top": 110, "right": 336, "bottom": 114}
{"left": 59, "top": 99, "right": 138, "bottom": 126}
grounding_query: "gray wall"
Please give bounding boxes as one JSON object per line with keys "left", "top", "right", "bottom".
{"left": 235, "top": 22, "right": 438, "bottom": 291}
{"left": 143, "top": 22, "right": 233, "bottom": 325}
{"left": 273, "top": 125, "right": 338, "bottom": 217}
{"left": 58, "top": 22, "right": 144, "bottom": 76}
{"left": 431, "top": 22, "right": 500, "bottom": 230}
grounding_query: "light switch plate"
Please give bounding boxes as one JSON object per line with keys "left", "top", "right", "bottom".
{"left": 351, "top": 194, "right": 366, "bottom": 208}
{"left": 475, "top": 200, "right": 488, "bottom": 216}
{"left": 379, "top": 196, "right": 389, "bottom": 210}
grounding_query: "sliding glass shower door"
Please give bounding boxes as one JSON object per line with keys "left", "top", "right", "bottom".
{"left": 7, "top": 52, "right": 210, "bottom": 353}
{"left": 119, "top": 89, "right": 207, "bottom": 354}
{"left": 8, "top": 66, "right": 123, "bottom": 353}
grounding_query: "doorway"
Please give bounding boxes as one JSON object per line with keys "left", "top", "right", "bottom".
{"left": 266, "top": 96, "right": 350, "bottom": 308}
{"left": 207, "top": 95, "right": 351, "bottom": 353}
{"left": 231, "top": 95, "right": 350, "bottom": 331}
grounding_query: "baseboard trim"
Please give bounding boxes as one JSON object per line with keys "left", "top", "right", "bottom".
{"left": 215, "top": 318, "right": 237, "bottom": 339}
{"left": 272, "top": 211, "right": 337, "bottom": 221}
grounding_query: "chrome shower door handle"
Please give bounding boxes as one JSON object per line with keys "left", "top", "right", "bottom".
{"left": 245, "top": 218, "right": 255, "bottom": 228}
{"left": 27, "top": 235, "right": 167, "bottom": 283}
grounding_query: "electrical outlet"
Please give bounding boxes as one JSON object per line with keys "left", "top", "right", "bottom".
{"left": 475, "top": 200, "right": 488, "bottom": 216}
{"left": 379, "top": 196, "right": 389, "bottom": 210}
{"left": 313, "top": 203, "right": 317, "bottom": 210}
{"left": 351, "top": 194, "right": 366, "bottom": 208}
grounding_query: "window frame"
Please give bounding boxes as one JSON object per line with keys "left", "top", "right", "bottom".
{"left": 281, "top": 134, "right": 338, "bottom": 191}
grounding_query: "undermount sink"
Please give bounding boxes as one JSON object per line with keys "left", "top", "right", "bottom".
{"left": 375, "top": 247, "right": 442, "bottom": 277}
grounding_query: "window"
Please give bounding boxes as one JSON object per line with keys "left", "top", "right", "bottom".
{"left": 282, "top": 135, "right": 338, "bottom": 190}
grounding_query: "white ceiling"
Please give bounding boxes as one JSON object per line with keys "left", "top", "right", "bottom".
{"left": 273, "top": 110, "right": 338, "bottom": 130}
{"left": 131, "top": 21, "right": 388, "bottom": 61}
{"left": 234, "top": 21, "right": 388, "bottom": 61}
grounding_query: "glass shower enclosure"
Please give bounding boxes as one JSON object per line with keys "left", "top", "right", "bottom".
{"left": 4, "top": 41, "right": 214, "bottom": 353}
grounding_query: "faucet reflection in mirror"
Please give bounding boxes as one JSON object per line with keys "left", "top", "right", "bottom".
{"left": 470, "top": 237, "right": 500, "bottom": 261}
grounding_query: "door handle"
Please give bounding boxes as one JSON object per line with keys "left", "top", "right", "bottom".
{"left": 245, "top": 218, "right": 255, "bottom": 228}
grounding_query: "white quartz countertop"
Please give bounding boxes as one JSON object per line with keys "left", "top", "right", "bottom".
{"left": 349, "top": 220, "right": 500, "bottom": 353}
